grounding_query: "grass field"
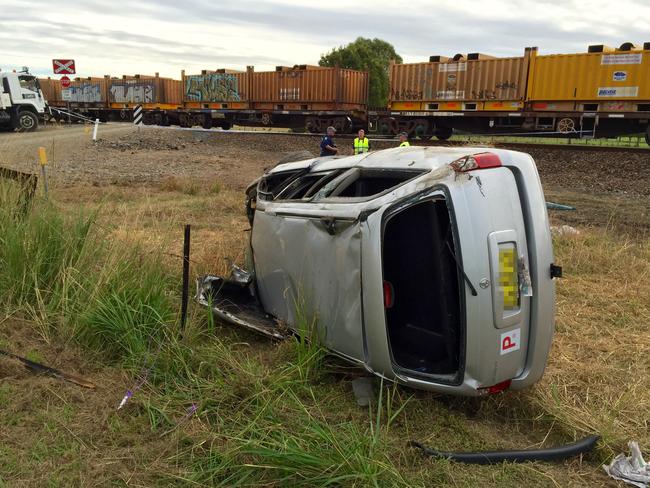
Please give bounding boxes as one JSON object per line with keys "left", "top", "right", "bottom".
{"left": 0, "top": 172, "right": 648, "bottom": 487}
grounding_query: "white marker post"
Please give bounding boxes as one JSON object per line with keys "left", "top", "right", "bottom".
{"left": 92, "top": 118, "right": 100, "bottom": 141}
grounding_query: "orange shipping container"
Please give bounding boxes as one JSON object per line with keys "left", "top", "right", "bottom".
{"left": 250, "top": 67, "right": 367, "bottom": 110}
{"left": 38, "top": 78, "right": 63, "bottom": 105}
{"left": 390, "top": 48, "right": 534, "bottom": 104}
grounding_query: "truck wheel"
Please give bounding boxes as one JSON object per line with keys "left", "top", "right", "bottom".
{"left": 17, "top": 111, "right": 38, "bottom": 132}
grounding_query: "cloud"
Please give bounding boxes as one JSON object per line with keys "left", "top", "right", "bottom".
{"left": 2, "top": 0, "right": 649, "bottom": 78}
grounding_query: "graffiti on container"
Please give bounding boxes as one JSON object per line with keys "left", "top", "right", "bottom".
{"left": 391, "top": 88, "right": 424, "bottom": 100}
{"left": 280, "top": 88, "right": 300, "bottom": 101}
{"left": 495, "top": 81, "right": 517, "bottom": 90}
{"left": 472, "top": 89, "right": 498, "bottom": 99}
{"left": 279, "top": 71, "right": 304, "bottom": 79}
{"left": 110, "top": 82, "right": 155, "bottom": 103}
{"left": 62, "top": 84, "right": 102, "bottom": 103}
{"left": 185, "top": 74, "right": 240, "bottom": 102}
{"left": 472, "top": 81, "right": 518, "bottom": 99}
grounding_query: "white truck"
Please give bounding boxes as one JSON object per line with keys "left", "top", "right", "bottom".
{"left": 0, "top": 68, "right": 47, "bottom": 131}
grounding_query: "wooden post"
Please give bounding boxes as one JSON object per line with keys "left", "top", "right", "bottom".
{"left": 180, "top": 224, "right": 191, "bottom": 336}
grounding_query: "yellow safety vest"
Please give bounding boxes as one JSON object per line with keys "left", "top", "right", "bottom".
{"left": 354, "top": 137, "right": 369, "bottom": 154}
{"left": 399, "top": 141, "right": 410, "bottom": 147}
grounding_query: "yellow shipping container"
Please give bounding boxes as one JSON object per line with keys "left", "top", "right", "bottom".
{"left": 528, "top": 49, "right": 650, "bottom": 102}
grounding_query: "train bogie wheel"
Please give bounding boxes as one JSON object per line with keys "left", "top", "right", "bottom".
{"left": 377, "top": 117, "right": 396, "bottom": 135}
{"left": 557, "top": 117, "right": 576, "bottom": 134}
{"left": 261, "top": 112, "right": 272, "bottom": 126}
{"left": 435, "top": 126, "right": 453, "bottom": 140}
{"left": 413, "top": 119, "right": 431, "bottom": 139}
{"left": 645, "top": 126, "right": 650, "bottom": 146}
{"left": 305, "top": 117, "right": 320, "bottom": 133}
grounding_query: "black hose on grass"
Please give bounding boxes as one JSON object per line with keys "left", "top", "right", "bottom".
{"left": 409, "top": 435, "right": 600, "bottom": 464}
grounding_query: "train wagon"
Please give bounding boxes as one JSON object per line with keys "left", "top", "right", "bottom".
{"left": 158, "top": 65, "right": 368, "bottom": 132}
{"left": 41, "top": 74, "right": 182, "bottom": 122}
{"left": 527, "top": 42, "right": 650, "bottom": 139}
{"left": 383, "top": 48, "right": 536, "bottom": 139}
{"left": 384, "top": 42, "right": 650, "bottom": 142}
{"left": 248, "top": 66, "right": 368, "bottom": 133}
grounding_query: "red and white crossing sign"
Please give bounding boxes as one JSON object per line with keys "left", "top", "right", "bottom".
{"left": 52, "top": 59, "right": 76, "bottom": 75}
{"left": 60, "top": 76, "right": 71, "bottom": 88}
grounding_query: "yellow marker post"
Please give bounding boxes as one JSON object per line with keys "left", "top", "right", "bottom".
{"left": 38, "top": 146, "right": 49, "bottom": 197}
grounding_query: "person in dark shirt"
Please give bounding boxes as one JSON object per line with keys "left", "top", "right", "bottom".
{"left": 320, "top": 126, "right": 338, "bottom": 156}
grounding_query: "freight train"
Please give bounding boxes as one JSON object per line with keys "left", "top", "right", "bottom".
{"left": 39, "top": 42, "right": 650, "bottom": 143}
{"left": 40, "top": 66, "right": 368, "bottom": 133}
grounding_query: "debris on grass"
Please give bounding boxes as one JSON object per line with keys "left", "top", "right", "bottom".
{"left": 551, "top": 224, "right": 580, "bottom": 236}
{"left": 351, "top": 377, "right": 375, "bottom": 407}
{"left": 410, "top": 434, "right": 600, "bottom": 465}
{"left": 0, "top": 348, "right": 95, "bottom": 389}
{"left": 603, "top": 441, "right": 650, "bottom": 488}
{"left": 546, "top": 201, "right": 576, "bottom": 211}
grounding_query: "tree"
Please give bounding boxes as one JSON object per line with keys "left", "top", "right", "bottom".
{"left": 319, "top": 37, "right": 402, "bottom": 108}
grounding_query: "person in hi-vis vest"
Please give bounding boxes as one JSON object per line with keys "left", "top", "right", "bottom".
{"left": 398, "top": 132, "right": 410, "bottom": 147}
{"left": 353, "top": 129, "right": 370, "bottom": 155}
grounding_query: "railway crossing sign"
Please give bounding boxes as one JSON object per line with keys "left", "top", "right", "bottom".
{"left": 60, "top": 76, "right": 71, "bottom": 88}
{"left": 133, "top": 105, "right": 143, "bottom": 125}
{"left": 52, "top": 59, "right": 76, "bottom": 75}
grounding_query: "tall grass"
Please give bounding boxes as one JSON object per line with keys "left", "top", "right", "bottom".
{"left": 0, "top": 180, "right": 174, "bottom": 362}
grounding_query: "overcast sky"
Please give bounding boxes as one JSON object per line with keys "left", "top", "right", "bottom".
{"left": 2, "top": 0, "right": 649, "bottom": 78}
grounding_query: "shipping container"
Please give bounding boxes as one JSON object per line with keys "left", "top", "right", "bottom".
{"left": 182, "top": 69, "right": 250, "bottom": 109}
{"left": 38, "top": 78, "right": 63, "bottom": 105}
{"left": 389, "top": 48, "right": 535, "bottom": 110}
{"left": 527, "top": 45, "right": 650, "bottom": 111}
{"left": 61, "top": 77, "right": 109, "bottom": 106}
{"left": 108, "top": 74, "right": 182, "bottom": 107}
{"left": 249, "top": 66, "right": 368, "bottom": 112}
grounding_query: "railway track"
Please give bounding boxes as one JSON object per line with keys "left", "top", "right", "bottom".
{"left": 146, "top": 124, "right": 650, "bottom": 154}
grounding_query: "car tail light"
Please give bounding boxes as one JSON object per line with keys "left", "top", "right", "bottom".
{"left": 383, "top": 280, "right": 394, "bottom": 309}
{"left": 479, "top": 379, "right": 512, "bottom": 395}
{"left": 449, "top": 152, "right": 502, "bottom": 172}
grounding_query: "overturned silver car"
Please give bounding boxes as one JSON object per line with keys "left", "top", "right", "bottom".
{"left": 198, "top": 146, "right": 558, "bottom": 396}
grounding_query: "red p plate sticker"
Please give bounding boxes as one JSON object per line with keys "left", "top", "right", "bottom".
{"left": 500, "top": 328, "right": 521, "bottom": 355}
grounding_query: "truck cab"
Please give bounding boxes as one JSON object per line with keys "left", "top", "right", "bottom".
{"left": 0, "top": 69, "right": 47, "bottom": 131}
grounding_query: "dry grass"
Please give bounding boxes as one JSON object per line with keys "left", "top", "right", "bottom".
{"left": 2, "top": 177, "right": 648, "bottom": 486}
{"left": 525, "top": 229, "right": 650, "bottom": 455}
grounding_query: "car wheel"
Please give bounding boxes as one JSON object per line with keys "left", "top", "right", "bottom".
{"left": 17, "top": 111, "right": 38, "bottom": 132}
